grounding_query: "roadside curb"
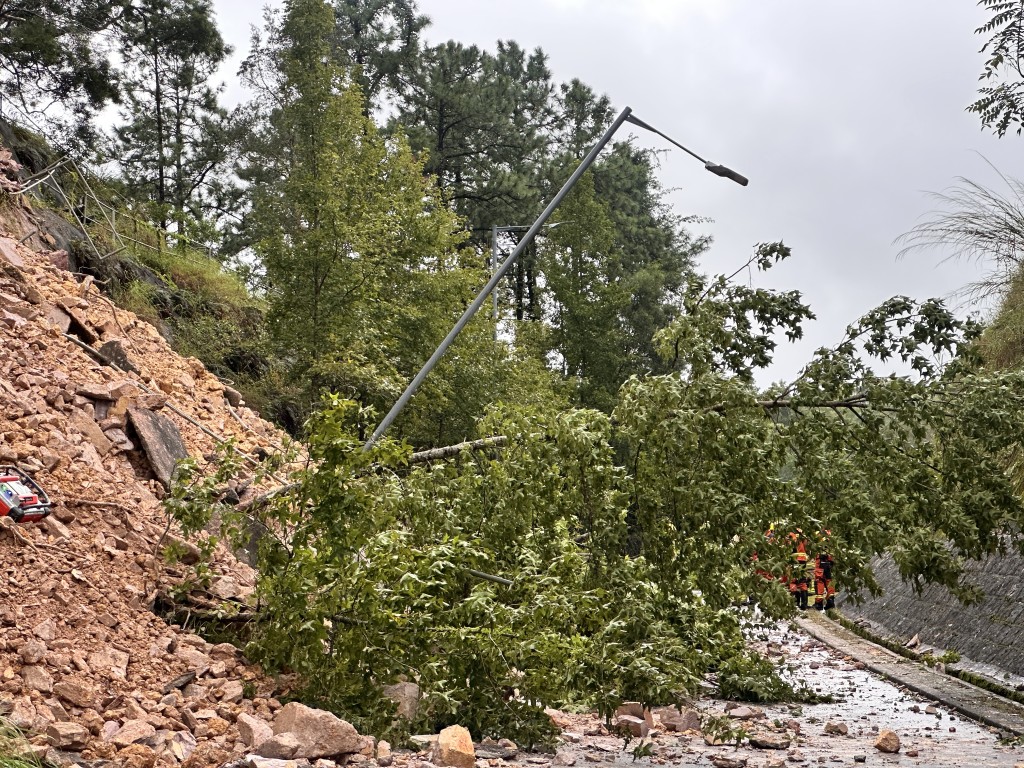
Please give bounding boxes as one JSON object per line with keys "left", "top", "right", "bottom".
{"left": 796, "top": 611, "right": 1024, "bottom": 737}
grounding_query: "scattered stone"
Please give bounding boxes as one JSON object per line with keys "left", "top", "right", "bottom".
{"left": 475, "top": 739, "right": 517, "bottom": 760}
{"left": 822, "top": 721, "right": 848, "bottom": 736}
{"left": 925, "top": 705, "right": 938, "bottom": 715}
{"left": 552, "top": 748, "right": 576, "bottom": 766}
{"left": 749, "top": 733, "right": 791, "bottom": 749}
{"left": 53, "top": 678, "right": 96, "bottom": 708}
{"left": 905, "top": 749, "right": 919, "bottom": 757}
{"left": 273, "top": 701, "right": 362, "bottom": 759}
{"left": 162, "top": 671, "right": 197, "bottom": 693}
{"left": 853, "top": 757, "right": 866, "bottom": 764}
{"left": 21, "top": 664, "right": 53, "bottom": 693}
{"left": 181, "top": 742, "right": 231, "bottom": 768}
{"left": 168, "top": 730, "right": 197, "bottom": 762}
{"left": 874, "top": 729, "right": 900, "bottom": 754}
{"left": 708, "top": 755, "right": 746, "bottom": 768}
{"left": 33, "top": 618, "right": 57, "bottom": 641}
{"left": 545, "top": 708, "right": 572, "bottom": 728}
{"left": 19, "top": 639, "right": 47, "bottom": 664}
{"left": 727, "top": 706, "right": 764, "bottom": 720}
{"left": 377, "top": 740, "right": 393, "bottom": 766}
{"left": 431, "top": 725, "right": 475, "bottom": 768}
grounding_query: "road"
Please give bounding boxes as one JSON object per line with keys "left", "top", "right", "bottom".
{"left": 541, "top": 614, "right": 1024, "bottom": 768}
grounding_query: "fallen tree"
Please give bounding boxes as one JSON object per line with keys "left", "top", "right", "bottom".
{"left": 169, "top": 244, "right": 1024, "bottom": 743}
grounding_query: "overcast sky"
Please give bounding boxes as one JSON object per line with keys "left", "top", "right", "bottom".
{"left": 213, "top": 0, "right": 1019, "bottom": 383}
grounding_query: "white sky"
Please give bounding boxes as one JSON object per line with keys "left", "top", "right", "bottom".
{"left": 211, "top": 0, "right": 1019, "bottom": 383}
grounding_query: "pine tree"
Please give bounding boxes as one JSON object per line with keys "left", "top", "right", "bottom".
{"left": 112, "top": 0, "right": 232, "bottom": 237}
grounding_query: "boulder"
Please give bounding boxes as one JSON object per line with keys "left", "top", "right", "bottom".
{"left": 46, "top": 722, "right": 90, "bottom": 751}
{"left": 748, "top": 733, "right": 791, "bottom": 749}
{"left": 273, "top": 701, "right": 362, "bottom": 759}
{"left": 382, "top": 681, "right": 420, "bottom": 721}
{"left": 256, "top": 732, "right": 301, "bottom": 760}
{"left": 430, "top": 725, "right": 475, "bottom": 768}
{"left": 614, "top": 715, "right": 649, "bottom": 738}
{"left": 53, "top": 678, "right": 96, "bottom": 708}
{"left": 109, "top": 719, "right": 157, "bottom": 748}
{"left": 21, "top": 664, "right": 53, "bottom": 693}
{"left": 615, "top": 702, "right": 654, "bottom": 729}
{"left": 657, "top": 706, "right": 701, "bottom": 733}
{"left": 127, "top": 406, "right": 189, "bottom": 487}
{"left": 874, "top": 729, "right": 901, "bottom": 753}
{"left": 237, "top": 712, "right": 274, "bottom": 748}
{"left": 98, "top": 339, "right": 140, "bottom": 374}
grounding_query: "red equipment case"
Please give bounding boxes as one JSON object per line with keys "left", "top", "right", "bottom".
{"left": 0, "top": 466, "right": 52, "bottom": 523}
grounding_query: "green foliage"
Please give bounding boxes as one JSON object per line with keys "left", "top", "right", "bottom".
{"left": 111, "top": 0, "right": 235, "bottom": 235}
{"left": 0, "top": 717, "right": 40, "bottom": 768}
{"left": 715, "top": 651, "right": 799, "bottom": 703}
{"left": 700, "top": 714, "right": 747, "bottom": 748}
{"left": 0, "top": 0, "right": 124, "bottom": 148}
{"left": 168, "top": 244, "right": 1024, "bottom": 744}
{"left": 970, "top": 1, "right": 1024, "bottom": 136}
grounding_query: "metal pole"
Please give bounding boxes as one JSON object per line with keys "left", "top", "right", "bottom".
{"left": 492, "top": 224, "right": 499, "bottom": 331}
{"left": 365, "top": 106, "right": 635, "bottom": 449}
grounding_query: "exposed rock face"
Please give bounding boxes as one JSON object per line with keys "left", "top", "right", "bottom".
{"left": 273, "top": 702, "right": 362, "bottom": 759}
{"left": 430, "top": 725, "right": 475, "bottom": 768}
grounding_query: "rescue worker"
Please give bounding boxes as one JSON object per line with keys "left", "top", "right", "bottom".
{"left": 789, "top": 529, "right": 810, "bottom": 610}
{"left": 813, "top": 530, "right": 836, "bottom": 610}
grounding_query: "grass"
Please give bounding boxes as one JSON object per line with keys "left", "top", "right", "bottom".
{"left": 0, "top": 717, "right": 41, "bottom": 768}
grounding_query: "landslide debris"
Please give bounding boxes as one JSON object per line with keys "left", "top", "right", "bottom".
{"left": 0, "top": 151, "right": 376, "bottom": 768}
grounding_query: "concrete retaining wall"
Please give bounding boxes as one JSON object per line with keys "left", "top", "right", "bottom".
{"left": 840, "top": 553, "right": 1024, "bottom": 678}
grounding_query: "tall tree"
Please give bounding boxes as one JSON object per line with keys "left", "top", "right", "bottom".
{"left": 330, "top": 0, "right": 427, "bottom": 109}
{"left": 393, "top": 39, "right": 556, "bottom": 233}
{"left": 112, "top": 0, "right": 232, "bottom": 236}
{"left": 248, "top": 0, "right": 549, "bottom": 445}
{"left": 0, "top": 0, "right": 125, "bottom": 147}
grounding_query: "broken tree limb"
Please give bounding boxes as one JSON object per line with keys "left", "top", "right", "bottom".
{"left": 239, "top": 435, "right": 510, "bottom": 512}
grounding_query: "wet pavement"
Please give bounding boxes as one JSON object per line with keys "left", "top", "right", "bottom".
{"left": 543, "top": 618, "right": 1024, "bottom": 768}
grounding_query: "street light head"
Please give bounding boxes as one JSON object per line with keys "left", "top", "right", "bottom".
{"left": 705, "top": 163, "right": 749, "bottom": 187}
{"left": 627, "top": 111, "right": 750, "bottom": 187}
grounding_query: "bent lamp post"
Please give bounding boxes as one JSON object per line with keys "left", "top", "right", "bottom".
{"left": 365, "top": 105, "right": 748, "bottom": 450}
